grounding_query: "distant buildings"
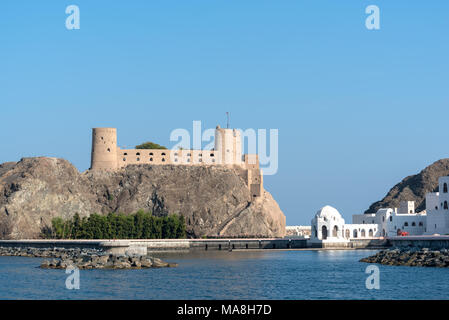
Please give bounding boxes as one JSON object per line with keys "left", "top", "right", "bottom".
{"left": 285, "top": 226, "right": 311, "bottom": 239}
{"left": 310, "top": 175, "right": 449, "bottom": 244}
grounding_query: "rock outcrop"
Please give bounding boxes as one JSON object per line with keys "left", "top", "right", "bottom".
{"left": 360, "top": 248, "right": 449, "bottom": 268}
{"left": 0, "top": 157, "right": 286, "bottom": 239}
{"left": 365, "top": 159, "right": 449, "bottom": 213}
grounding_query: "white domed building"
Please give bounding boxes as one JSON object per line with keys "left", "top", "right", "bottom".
{"left": 310, "top": 205, "right": 379, "bottom": 246}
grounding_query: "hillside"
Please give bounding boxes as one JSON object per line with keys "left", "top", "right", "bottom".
{"left": 365, "top": 159, "right": 449, "bottom": 213}
{"left": 0, "top": 157, "right": 286, "bottom": 239}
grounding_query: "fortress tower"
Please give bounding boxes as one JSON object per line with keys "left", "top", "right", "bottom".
{"left": 91, "top": 128, "right": 118, "bottom": 170}
{"left": 214, "top": 125, "right": 242, "bottom": 165}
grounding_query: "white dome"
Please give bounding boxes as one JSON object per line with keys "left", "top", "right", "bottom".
{"left": 316, "top": 205, "right": 342, "bottom": 221}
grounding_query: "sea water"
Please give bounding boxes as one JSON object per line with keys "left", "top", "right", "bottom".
{"left": 1, "top": 249, "right": 448, "bottom": 300}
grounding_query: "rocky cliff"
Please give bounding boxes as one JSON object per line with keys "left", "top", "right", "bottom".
{"left": 0, "top": 157, "right": 286, "bottom": 239}
{"left": 365, "top": 159, "right": 449, "bottom": 213}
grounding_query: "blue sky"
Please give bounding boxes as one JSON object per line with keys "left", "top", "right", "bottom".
{"left": 1, "top": 1, "right": 448, "bottom": 225}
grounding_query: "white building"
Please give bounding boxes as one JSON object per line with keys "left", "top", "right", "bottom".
{"left": 425, "top": 176, "right": 449, "bottom": 235}
{"left": 353, "top": 201, "right": 426, "bottom": 237}
{"left": 310, "top": 206, "right": 379, "bottom": 245}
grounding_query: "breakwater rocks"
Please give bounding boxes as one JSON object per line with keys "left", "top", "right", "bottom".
{"left": 40, "top": 255, "right": 177, "bottom": 270}
{"left": 0, "top": 246, "right": 177, "bottom": 269}
{"left": 360, "top": 248, "right": 449, "bottom": 267}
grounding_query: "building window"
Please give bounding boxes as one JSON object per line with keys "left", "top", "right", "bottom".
{"left": 419, "top": 222, "right": 423, "bottom": 227}
{"left": 136, "top": 152, "right": 140, "bottom": 156}
{"left": 383, "top": 216, "right": 385, "bottom": 222}
{"left": 404, "top": 222, "right": 408, "bottom": 227}
{"left": 150, "top": 158, "right": 153, "bottom": 162}
{"left": 162, "top": 158, "right": 165, "bottom": 162}
{"left": 412, "top": 222, "right": 416, "bottom": 227}
{"left": 210, "top": 153, "right": 214, "bottom": 157}
{"left": 445, "top": 201, "right": 448, "bottom": 210}
{"left": 389, "top": 216, "right": 392, "bottom": 222}
{"left": 444, "top": 183, "right": 448, "bottom": 193}
{"left": 174, "top": 158, "right": 178, "bottom": 162}
{"left": 436, "top": 206, "right": 438, "bottom": 210}
{"left": 124, "top": 153, "right": 128, "bottom": 156}
{"left": 137, "top": 158, "right": 140, "bottom": 161}
{"left": 149, "top": 152, "right": 153, "bottom": 156}
{"left": 123, "top": 158, "right": 126, "bottom": 161}
{"left": 162, "top": 153, "right": 166, "bottom": 156}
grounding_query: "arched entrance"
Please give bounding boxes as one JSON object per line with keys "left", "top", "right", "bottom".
{"left": 332, "top": 225, "right": 338, "bottom": 237}
{"left": 361, "top": 229, "right": 366, "bottom": 238}
{"left": 345, "top": 229, "right": 350, "bottom": 238}
{"left": 353, "top": 229, "right": 358, "bottom": 238}
{"left": 369, "top": 229, "right": 373, "bottom": 237}
{"left": 322, "top": 226, "right": 328, "bottom": 240}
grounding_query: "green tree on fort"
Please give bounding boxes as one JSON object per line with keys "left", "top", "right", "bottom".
{"left": 135, "top": 142, "right": 167, "bottom": 149}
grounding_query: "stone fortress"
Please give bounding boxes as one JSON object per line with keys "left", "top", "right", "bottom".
{"left": 90, "top": 126, "right": 264, "bottom": 198}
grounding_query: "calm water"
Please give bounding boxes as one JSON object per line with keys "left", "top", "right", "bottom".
{"left": 1, "top": 249, "right": 449, "bottom": 300}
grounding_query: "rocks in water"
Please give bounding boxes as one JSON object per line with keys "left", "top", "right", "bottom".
{"left": 360, "top": 247, "right": 449, "bottom": 268}
{"left": 40, "top": 254, "right": 174, "bottom": 270}
{"left": 0, "top": 246, "right": 176, "bottom": 270}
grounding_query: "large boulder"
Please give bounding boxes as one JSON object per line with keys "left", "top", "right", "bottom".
{"left": 365, "top": 159, "right": 449, "bottom": 213}
{"left": 0, "top": 157, "right": 286, "bottom": 239}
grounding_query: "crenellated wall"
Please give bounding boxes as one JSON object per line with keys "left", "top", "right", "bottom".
{"left": 90, "top": 126, "right": 264, "bottom": 197}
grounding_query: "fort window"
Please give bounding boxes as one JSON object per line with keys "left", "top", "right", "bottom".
{"left": 199, "top": 159, "right": 202, "bottom": 162}
{"left": 150, "top": 158, "right": 153, "bottom": 162}
{"left": 212, "top": 159, "right": 215, "bottom": 163}
{"left": 404, "top": 222, "right": 408, "bottom": 227}
{"left": 174, "top": 153, "right": 178, "bottom": 156}
{"left": 445, "top": 201, "right": 449, "bottom": 210}
{"left": 187, "top": 158, "right": 190, "bottom": 163}
{"left": 149, "top": 152, "right": 154, "bottom": 156}
{"left": 174, "top": 158, "right": 178, "bottom": 162}
{"left": 210, "top": 153, "right": 214, "bottom": 157}
{"left": 137, "top": 158, "right": 140, "bottom": 161}
{"left": 162, "top": 153, "right": 166, "bottom": 156}
{"left": 444, "top": 183, "right": 448, "bottom": 193}
{"left": 162, "top": 158, "right": 166, "bottom": 162}
{"left": 199, "top": 153, "right": 202, "bottom": 157}
{"left": 187, "top": 153, "right": 191, "bottom": 156}
{"left": 389, "top": 216, "right": 392, "bottom": 222}
{"left": 361, "top": 229, "right": 366, "bottom": 237}
{"left": 107, "top": 148, "right": 110, "bottom": 152}
{"left": 353, "top": 230, "right": 358, "bottom": 238}
{"left": 419, "top": 222, "right": 423, "bottom": 227}
{"left": 436, "top": 206, "right": 438, "bottom": 210}
{"left": 123, "top": 158, "right": 126, "bottom": 161}
{"left": 124, "top": 153, "right": 128, "bottom": 156}
{"left": 382, "top": 216, "right": 385, "bottom": 222}
{"left": 136, "top": 152, "right": 140, "bottom": 156}
{"left": 369, "top": 230, "right": 373, "bottom": 237}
